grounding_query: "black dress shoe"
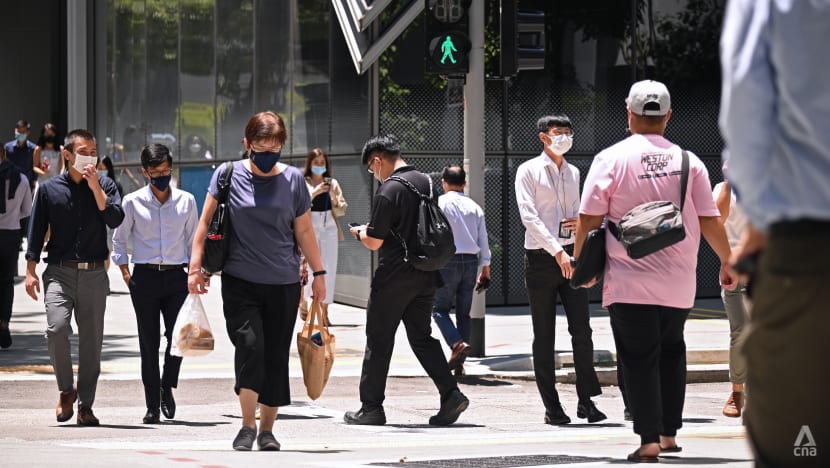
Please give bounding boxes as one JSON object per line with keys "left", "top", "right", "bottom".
{"left": 429, "top": 389, "right": 469, "bottom": 426}
{"left": 576, "top": 400, "right": 607, "bottom": 423}
{"left": 143, "top": 408, "right": 161, "bottom": 424}
{"left": 544, "top": 404, "right": 571, "bottom": 425}
{"left": 344, "top": 406, "right": 386, "bottom": 425}
{"left": 161, "top": 387, "right": 176, "bottom": 419}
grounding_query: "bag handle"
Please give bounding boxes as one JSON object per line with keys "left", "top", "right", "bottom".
{"left": 303, "top": 300, "right": 330, "bottom": 341}
{"left": 679, "top": 150, "right": 689, "bottom": 212}
{"left": 216, "top": 161, "right": 234, "bottom": 204}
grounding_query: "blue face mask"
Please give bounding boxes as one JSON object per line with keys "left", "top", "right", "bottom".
{"left": 15, "top": 132, "right": 27, "bottom": 142}
{"left": 150, "top": 174, "right": 172, "bottom": 191}
{"left": 311, "top": 165, "right": 327, "bottom": 176}
{"left": 99, "top": 169, "right": 109, "bottom": 178}
{"left": 250, "top": 150, "right": 281, "bottom": 173}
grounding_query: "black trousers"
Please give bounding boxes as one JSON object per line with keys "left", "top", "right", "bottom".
{"left": 221, "top": 273, "right": 300, "bottom": 407}
{"left": 129, "top": 267, "right": 188, "bottom": 409}
{"left": 524, "top": 249, "right": 600, "bottom": 410}
{"left": 0, "top": 230, "right": 19, "bottom": 323}
{"left": 360, "top": 271, "right": 458, "bottom": 409}
{"left": 609, "top": 303, "right": 689, "bottom": 445}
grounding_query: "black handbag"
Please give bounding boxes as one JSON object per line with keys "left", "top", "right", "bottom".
{"left": 202, "top": 161, "right": 234, "bottom": 274}
{"left": 570, "top": 224, "right": 607, "bottom": 288}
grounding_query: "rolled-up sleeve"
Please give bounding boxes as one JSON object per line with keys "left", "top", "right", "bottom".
{"left": 111, "top": 197, "right": 133, "bottom": 266}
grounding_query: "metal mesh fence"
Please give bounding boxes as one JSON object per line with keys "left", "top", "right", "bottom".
{"left": 382, "top": 80, "right": 726, "bottom": 305}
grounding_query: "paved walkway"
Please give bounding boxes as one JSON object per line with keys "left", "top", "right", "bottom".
{"left": 1, "top": 256, "right": 733, "bottom": 385}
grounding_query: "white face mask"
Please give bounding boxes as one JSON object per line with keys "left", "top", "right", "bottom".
{"left": 550, "top": 134, "right": 573, "bottom": 155}
{"left": 73, "top": 154, "right": 98, "bottom": 173}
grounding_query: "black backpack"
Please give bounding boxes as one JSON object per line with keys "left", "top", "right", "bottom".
{"left": 388, "top": 174, "right": 456, "bottom": 271}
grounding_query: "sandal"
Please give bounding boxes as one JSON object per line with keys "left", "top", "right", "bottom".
{"left": 627, "top": 448, "right": 659, "bottom": 463}
{"left": 660, "top": 445, "right": 682, "bottom": 453}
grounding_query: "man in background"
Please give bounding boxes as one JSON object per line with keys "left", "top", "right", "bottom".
{"left": 432, "top": 164, "right": 491, "bottom": 376}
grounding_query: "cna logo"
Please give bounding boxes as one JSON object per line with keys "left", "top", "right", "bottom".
{"left": 793, "top": 425, "right": 817, "bottom": 457}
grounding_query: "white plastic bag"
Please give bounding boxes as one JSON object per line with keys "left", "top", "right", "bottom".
{"left": 171, "top": 294, "right": 215, "bottom": 357}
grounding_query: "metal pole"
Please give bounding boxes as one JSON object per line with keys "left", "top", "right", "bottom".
{"left": 465, "top": 0, "right": 485, "bottom": 357}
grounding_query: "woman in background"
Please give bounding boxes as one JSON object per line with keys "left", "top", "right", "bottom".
{"left": 0, "top": 146, "right": 32, "bottom": 348}
{"left": 98, "top": 156, "right": 123, "bottom": 275}
{"left": 35, "top": 123, "right": 63, "bottom": 182}
{"left": 302, "top": 148, "right": 347, "bottom": 325}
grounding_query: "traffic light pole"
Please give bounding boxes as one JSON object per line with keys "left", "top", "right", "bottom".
{"left": 465, "top": 0, "right": 486, "bottom": 358}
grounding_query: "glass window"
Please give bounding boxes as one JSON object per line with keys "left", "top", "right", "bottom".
{"left": 216, "top": 0, "right": 253, "bottom": 160}
{"left": 179, "top": 0, "right": 217, "bottom": 161}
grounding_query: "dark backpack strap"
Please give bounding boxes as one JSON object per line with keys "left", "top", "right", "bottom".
{"left": 217, "top": 161, "right": 234, "bottom": 203}
{"left": 679, "top": 150, "right": 689, "bottom": 212}
{"left": 388, "top": 175, "right": 430, "bottom": 200}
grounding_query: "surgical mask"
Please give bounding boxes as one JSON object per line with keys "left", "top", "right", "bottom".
{"left": 98, "top": 169, "right": 108, "bottom": 178}
{"left": 189, "top": 143, "right": 202, "bottom": 153}
{"left": 250, "top": 150, "right": 281, "bottom": 173}
{"left": 311, "top": 165, "right": 327, "bottom": 176}
{"left": 15, "top": 131, "right": 27, "bottom": 142}
{"left": 550, "top": 134, "right": 573, "bottom": 155}
{"left": 73, "top": 154, "right": 98, "bottom": 173}
{"left": 150, "top": 174, "right": 172, "bottom": 191}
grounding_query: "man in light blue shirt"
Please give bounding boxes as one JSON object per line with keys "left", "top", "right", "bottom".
{"left": 432, "top": 165, "right": 491, "bottom": 376}
{"left": 112, "top": 144, "right": 198, "bottom": 425}
{"left": 720, "top": 1, "right": 830, "bottom": 465}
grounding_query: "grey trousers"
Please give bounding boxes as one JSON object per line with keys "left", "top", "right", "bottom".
{"left": 43, "top": 265, "right": 108, "bottom": 408}
{"left": 720, "top": 283, "right": 749, "bottom": 385}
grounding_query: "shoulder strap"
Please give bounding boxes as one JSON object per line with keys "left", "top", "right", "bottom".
{"left": 388, "top": 174, "right": 431, "bottom": 200}
{"left": 217, "top": 161, "right": 234, "bottom": 203}
{"left": 679, "top": 150, "right": 689, "bottom": 212}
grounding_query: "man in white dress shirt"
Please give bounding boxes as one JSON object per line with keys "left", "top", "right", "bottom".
{"left": 515, "top": 114, "right": 604, "bottom": 425}
{"left": 431, "top": 164, "right": 491, "bottom": 376}
{"left": 112, "top": 144, "right": 198, "bottom": 424}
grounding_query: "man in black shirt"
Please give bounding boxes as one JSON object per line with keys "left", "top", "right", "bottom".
{"left": 345, "top": 134, "right": 468, "bottom": 426}
{"left": 24, "top": 129, "right": 124, "bottom": 426}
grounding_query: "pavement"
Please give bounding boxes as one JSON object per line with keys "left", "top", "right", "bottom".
{"left": 0, "top": 255, "right": 752, "bottom": 467}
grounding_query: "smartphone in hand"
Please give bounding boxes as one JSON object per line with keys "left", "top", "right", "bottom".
{"left": 475, "top": 277, "right": 491, "bottom": 293}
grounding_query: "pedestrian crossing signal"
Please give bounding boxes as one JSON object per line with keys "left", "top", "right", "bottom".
{"left": 424, "top": 0, "right": 471, "bottom": 75}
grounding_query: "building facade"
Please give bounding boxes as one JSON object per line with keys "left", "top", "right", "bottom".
{"left": 3, "top": 0, "right": 727, "bottom": 306}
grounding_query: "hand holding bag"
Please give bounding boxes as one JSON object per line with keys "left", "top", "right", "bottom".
{"left": 296, "top": 300, "right": 336, "bottom": 400}
{"left": 203, "top": 161, "right": 234, "bottom": 273}
{"left": 571, "top": 224, "right": 607, "bottom": 288}
{"left": 171, "top": 294, "right": 215, "bottom": 357}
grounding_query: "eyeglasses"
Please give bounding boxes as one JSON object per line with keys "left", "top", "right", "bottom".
{"left": 547, "top": 128, "right": 574, "bottom": 137}
{"left": 147, "top": 168, "right": 172, "bottom": 178}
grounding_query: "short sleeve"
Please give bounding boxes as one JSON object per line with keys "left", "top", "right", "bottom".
{"left": 580, "top": 151, "right": 616, "bottom": 216}
{"left": 207, "top": 163, "right": 227, "bottom": 199}
{"left": 689, "top": 155, "right": 720, "bottom": 217}
{"left": 366, "top": 193, "right": 395, "bottom": 240}
{"left": 294, "top": 170, "right": 311, "bottom": 217}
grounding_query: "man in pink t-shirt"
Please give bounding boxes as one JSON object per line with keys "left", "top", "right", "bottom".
{"left": 574, "top": 80, "right": 735, "bottom": 463}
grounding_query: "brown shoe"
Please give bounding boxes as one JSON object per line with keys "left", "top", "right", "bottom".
{"left": 448, "top": 341, "right": 471, "bottom": 370}
{"left": 56, "top": 388, "right": 77, "bottom": 423}
{"left": 723, "top": 391, "right": 743, "bottom": 418}
{"left": 77, "top": 406, "right": 100, "bottom": 426}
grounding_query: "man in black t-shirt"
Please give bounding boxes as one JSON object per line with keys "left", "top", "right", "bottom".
{"left": 346, "top": 134, "right": 469, "bottom": 426}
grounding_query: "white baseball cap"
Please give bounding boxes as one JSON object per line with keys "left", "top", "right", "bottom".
{"left": 627, "top": 80, "right": 671, "bottom": 116}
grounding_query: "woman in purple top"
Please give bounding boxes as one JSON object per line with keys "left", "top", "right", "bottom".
{"left": 188, "top": 111, "right": 326, "bottom": 451}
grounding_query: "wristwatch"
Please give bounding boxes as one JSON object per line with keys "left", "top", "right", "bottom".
{"left": 570, "top": 257, "right": 576, "bottom": 267}
{"left": 313, "top": 270, "right": 327, "bottom": 277}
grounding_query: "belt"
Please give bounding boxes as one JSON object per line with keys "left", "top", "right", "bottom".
{"left": 770, "top": 219, "right": 830, "bottom": 237}
{"left": 134, "top": 263, "right": 188, "bottom": 271}
{"left": 57, "top": 261, "right": 106, "bottom": 271}
{"left": 454, "top": 253, "right": 478, "bottom": 257}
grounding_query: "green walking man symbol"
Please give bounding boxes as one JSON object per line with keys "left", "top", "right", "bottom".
{"left": 440, "top": 35, "right": 458, "bottom": 64}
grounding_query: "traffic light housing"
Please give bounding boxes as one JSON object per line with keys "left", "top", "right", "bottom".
{"left": 424, "top": 0, "right": 472, "bottom": 75}
{"left": 499, "top": 1, "right": 545, "bottom": 77}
